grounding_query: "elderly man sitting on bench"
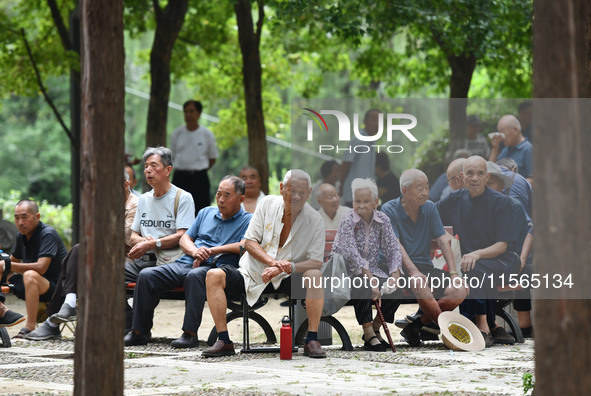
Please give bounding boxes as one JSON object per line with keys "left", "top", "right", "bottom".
{"left": 437, "top": 156, "right": 522, "bottom": 347}
{"left": 381, "top": 169, "right": 468, "bottom": 347}
{"left": 203, "top": 169, "right": 327, "bottom": 358}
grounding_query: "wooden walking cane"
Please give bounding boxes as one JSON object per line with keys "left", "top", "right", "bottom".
{"left": 373, "top": 300, "right": 396, "bottom": 352}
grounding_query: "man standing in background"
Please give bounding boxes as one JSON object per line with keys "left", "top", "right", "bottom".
{"left": 170, "top": 100, "right": 218, "bottom": 215}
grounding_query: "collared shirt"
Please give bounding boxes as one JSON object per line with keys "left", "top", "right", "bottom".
{"left": 498, "top": 138, "right": 533, "bottom": 179}
{"left": 178, "top": 206, "right": 252, "bottom": 267}
{"left": 170, "top": 125, "right": 218, "bottom": 171}
{"left": 239, "top": 196, "right": 325, "bottom": 306}
{"left": 381, "top": 198, "right": 445, "bottom": 267}
{"left": 437, "top": 187, "right": 517, "bottom": 255}
{"left": 319, "top": 205, "right": 351, "bottom": 230}
{"left": 332, "top": 209, "right": 401, "bottom": 278}
{"left": 12, "top": 222, "right": 68, "bottom": 284}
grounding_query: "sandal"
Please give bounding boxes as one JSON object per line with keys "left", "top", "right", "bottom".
{"left": 13, "top": 327, "right": 32, "bottom": 339}
{"left": 362, "top": 332, "right": 389, "bottom": 348}
{"left": 363, "top": 336, "right": 387, "bottom": 352}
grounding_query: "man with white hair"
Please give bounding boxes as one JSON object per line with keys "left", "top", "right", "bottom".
{"left": 203, "top": 169, "right": 327, "bottom": 358}
{"left": 381, "top": 169, "right": 467, "bottom": 347}
{"left": 437, "top": 156, "right": 521, "bottom": 347}
{"left": 315, "top": 183, "right": 351, "bottom": 229}
{"left": 489, "top": 115, "right": 533, "bottom": 183}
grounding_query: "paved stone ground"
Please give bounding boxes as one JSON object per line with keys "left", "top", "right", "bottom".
{"left": 0, "top": 296, "right": 534, "bottom": 395}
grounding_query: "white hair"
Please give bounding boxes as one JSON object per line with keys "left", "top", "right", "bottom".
{"left": 283, "top": 169, "right": 311, "bottom": 189}
{"left": 351, "top": 178, "right": 378, "bottom": 201}
{"left": 399, "top": 169, "right": 427, "bottom": 194}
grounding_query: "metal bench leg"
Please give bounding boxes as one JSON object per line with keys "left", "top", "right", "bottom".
{"left": 294, "top": 316, "right": 353, "bottom": 351}
{"left": 496, "top": 303, "right": 524, "bottom": 343}
{"left": 0, "top": 327, "right": 11, "bottom": 348}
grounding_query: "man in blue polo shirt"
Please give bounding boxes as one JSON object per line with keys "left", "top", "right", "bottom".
{"left": 489, "top": 115, "right": 533, "bottom": 183}
{"left": 124, "top": 175, "right": 252, "bottom": 347}
{"left": 437, "top": 156, "right": 521, "bottom": 347}
{"left": 381, "top": 169, "right": 467, "bottom": 347}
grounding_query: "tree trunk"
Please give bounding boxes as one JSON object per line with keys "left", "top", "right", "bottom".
{"left": 447, "top": 53, "right": 477, "bottom": 158}
{"left": 145, "top": 0, "right": 189, "bottom": 149}
{"left": 76, "top": 0, "right": 125, "bottom": 394}
{"left": 235, "top": 0, "right": 269, "bottom": 193}
{"left": 532, "top": 0, "right": 591, "bottom": 395}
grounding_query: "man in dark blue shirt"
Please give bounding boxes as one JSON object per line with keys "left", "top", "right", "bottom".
{"left": 125, "top": 176, "right": 252, "bottom": 347}
{"left": 0, "top": 199, "right": 67, "bottom": 338}
{"left": 437, "top": 156, "right": 521, "bottom": 347}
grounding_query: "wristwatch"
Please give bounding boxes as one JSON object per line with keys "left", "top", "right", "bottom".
{"left": 155, "top": 239, "right": 162, "bottom": 249}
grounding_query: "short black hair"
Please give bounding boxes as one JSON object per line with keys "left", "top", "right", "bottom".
{"left": 183, "top": 100, "right": 203, "bottom": 112}
{"left": 375, "top": 152, "right": 390, "bottom": 171}
{"left": 320, "top": 160, "right": 338, "bottom": 179}
{"left": 220, "top": 175, "right": 246, "bottom": 195}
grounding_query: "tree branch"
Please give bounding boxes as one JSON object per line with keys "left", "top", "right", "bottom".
{"left": 20, "top": 28, "right": 75, "bottom": 148}
{"left": 47, "top": 0, "right": 71, "bottom": 50}
{"left": 255, "top": 0, "right": 265, "bottom": 44}
{"left": 152, "top": 0, "right": 162, "bottom": 21}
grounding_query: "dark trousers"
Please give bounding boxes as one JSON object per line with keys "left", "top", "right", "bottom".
{"left": 46, "top": 244, "right": 79, "bottom": 317}
{"left": 350, "top": 275, "right": 400, "bottom": 325}
{"left": 459, "top": 250, "right": 521, "bottom": 328}
{"left": 131, "top": 260, "right": 212, "bottom": 335}
{"left": 173, "top": 169, "right": 211, "bottom": 216}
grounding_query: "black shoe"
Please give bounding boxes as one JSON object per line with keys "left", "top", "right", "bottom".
{"left": 279, "top": 300, "right": 290, "bottom": 307}
{"left": 363, "top": 336, "right": 387, "bottom": 352}
{"left": 362, "top": 333, "right": 389, "bottom": 348}
{"left": 419, "top": 330, "right": 439, "bottom": 341}
{"left": 421, "top": 321, "right": 440, "bottom": 335}
{"left": 394, "top": 318, "right": 411, "bottom": 329}
{"left": 400, "top": 319, "right": 422, "bottom": 347}
{"left": 520, "top": 326, "right": 534, "bottom": 339}
{"left": 491, "top": 327, "right": 515, "bottom": 345}
{"left": 124, "top": 330, "right": 148, "bottom": 346}
{"left": 481, "top": 331, "right": 493, "bottom": 348}
{"left": 25, "top": 322, "right": 61, "bottom": 341}
{"left": 0, "top": 310, "right": 25, "bottom": 328}
{"left": 171, "top": 333, "right": 199, "bottom": 348}
{"left": 406, "top": 311, "right": 423, "bottom": 322}
{"left": 50, "top": 303, "right": 77, "bottom": 324}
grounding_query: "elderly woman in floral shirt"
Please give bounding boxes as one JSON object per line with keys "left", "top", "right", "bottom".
{"left": 332, "top": 178, "right": 401, "bottom": 352}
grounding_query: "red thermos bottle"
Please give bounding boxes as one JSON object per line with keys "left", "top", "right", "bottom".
{"left": 280, "top": 315, "right": 292, "bottom": 360}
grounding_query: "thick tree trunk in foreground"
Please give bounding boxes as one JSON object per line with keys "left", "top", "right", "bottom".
{"left": 235, "top": 0, "right": 269, "bottom": 193}
{"left": 75, "top": 1, "right": 125, "bottom": 395}
{"left": 533, "top": 0, "right": 591, "bottom": 395}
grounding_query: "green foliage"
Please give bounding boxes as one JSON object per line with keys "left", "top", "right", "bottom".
{"left": 0, "top": 0, "right": 78, "bottom": 99}
{"left": 409, "top": 127, "right": 449, "bottom": 184}
{"left": 0, "top": 190, "right": 73, "bottom": 249}
{"left": 0, "top": 85, "right": 72, "bottom": 205}
{"left": 522, "top": 372, "right": 534, "bottom": 395}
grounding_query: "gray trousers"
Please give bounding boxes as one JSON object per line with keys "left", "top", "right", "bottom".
{"left": 131, "top": 260, "right": 211, "bottom": 336}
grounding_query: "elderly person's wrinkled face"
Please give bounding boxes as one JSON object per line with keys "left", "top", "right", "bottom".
{"left": 403, "top": 177, "right": 429, "bottom": 207}
{"left": 463, "top": 157, "right": 489, "bottom": 197}
{"left": 353, "top": 188, "right": 377, "bottom": 224}
{"left": 317, "top": 184, "right": 340, "bottom": 215}
{"left": 240, "top": 168, "right": 261, "bottom": 196}
{"left": 281, "top": 178, "right": 310, "bottom": 214}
